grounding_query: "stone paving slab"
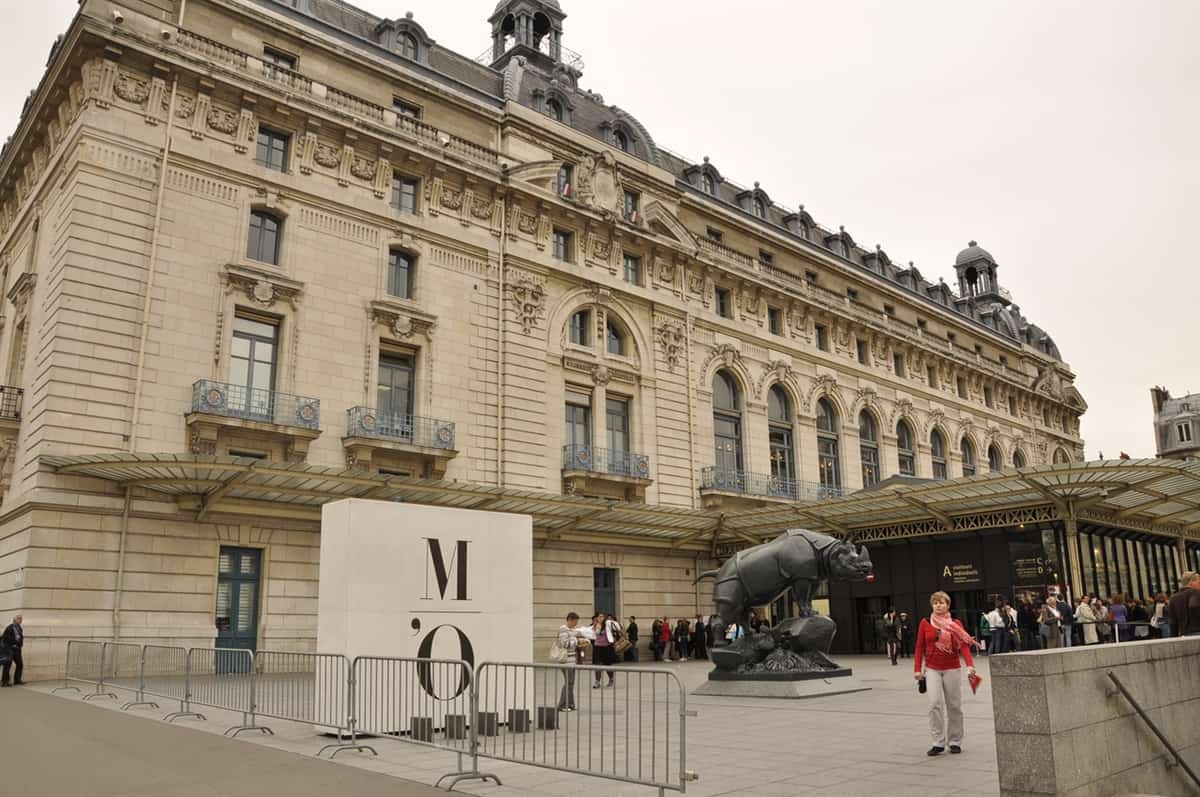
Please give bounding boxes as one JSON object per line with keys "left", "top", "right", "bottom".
{"left": 21, "top": 654, "right": 1000, "bottom": 796}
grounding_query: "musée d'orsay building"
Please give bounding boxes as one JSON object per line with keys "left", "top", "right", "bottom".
{"left": 1, "top": 0, "right": 1197, "bottom": 676}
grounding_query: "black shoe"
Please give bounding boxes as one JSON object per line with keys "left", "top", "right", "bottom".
{"left": 0, "top": 683, "right": 8, "bottom": 688}
{"left": 949, "top": 745, "right": 962, "bottom": 754}
{"left": 927, "top": 746, "right": 944, "bottom": 756}
{"left": 12, "top": 681, "right": 22, "bottom": 686}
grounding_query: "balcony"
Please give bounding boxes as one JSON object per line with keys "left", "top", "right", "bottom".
{"left": 698, "top": 466, "right": 844, "bottom": 510}
{"left": 343, "top": 407, "right": 458, "bottom": 478}
{"left": 0, "top": 385, "right": 22, "bottom": 429}
{"left": 185, "top": 379, "right": 321, "bottom": 461}
{"left": 561, "top": 445, "right": 652, "bottom": 502}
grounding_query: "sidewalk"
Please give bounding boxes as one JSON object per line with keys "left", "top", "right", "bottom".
{"left": 15, "top": 654, "right": 1000, "bottom": 796}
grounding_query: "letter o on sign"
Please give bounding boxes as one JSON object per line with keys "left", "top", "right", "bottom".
{"left": 416, "top": 624, "right": 474, "bottom": 699}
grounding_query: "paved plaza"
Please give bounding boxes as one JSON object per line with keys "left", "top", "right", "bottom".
{"left": 9, "top": 654, "right": 1000, "bottom": 797}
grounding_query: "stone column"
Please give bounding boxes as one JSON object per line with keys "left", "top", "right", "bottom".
{"left": 1178, "top": 535, "right": 1189, "bottom": 576}
{"left": 1063, "top": 511, "right": 1083, "bottom": 603}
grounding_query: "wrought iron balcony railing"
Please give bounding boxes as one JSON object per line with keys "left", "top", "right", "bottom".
{"left": 700, "top": 467, "right": 844, "bottom": 502}
{"left": 346, "top": 407, "right": 456, "bottom": 450}
{"left": 191, "top": 379, "right": 320, "bottom": 430}
{"left": 0, "top": 385, "right": 22, "bottom": 421}
{"left": 562, "top": 445, "right": 650, "bottom": 480}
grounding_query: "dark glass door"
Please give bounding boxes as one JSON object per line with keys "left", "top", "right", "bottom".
{"left": 606, "top": 397, "right": 630, "bottom": 474}
{"left": 230, "top": 316, "right": 278, "bottom": 421}
{"left": 216, "top": 547, "right": 261, "bottom": 653}
{"left": 593, "top": 568, "right": 617, "bottom": 616}
{"left": 377, "top": 354, "right": 414, "bottom": 438}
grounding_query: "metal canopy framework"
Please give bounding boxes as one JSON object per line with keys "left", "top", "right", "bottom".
{"left": 40, "top": 455, "right": 1200, "bottom": 548}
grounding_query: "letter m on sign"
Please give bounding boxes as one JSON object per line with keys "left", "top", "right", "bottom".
{"left": 424, "top": 539, "right": 469, "bottom": 600}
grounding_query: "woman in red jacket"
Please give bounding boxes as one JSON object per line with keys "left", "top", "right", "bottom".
{"left": 914, "top": 591, "right": 978, "bottom": 756}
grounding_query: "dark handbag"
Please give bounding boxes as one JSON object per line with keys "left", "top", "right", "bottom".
{"left": 917, "top": 676, "right": 927, "bottom": 694}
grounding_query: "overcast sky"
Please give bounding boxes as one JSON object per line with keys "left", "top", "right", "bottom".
{"left": 3, "top": 0, "right": 1198, "bottom": 460}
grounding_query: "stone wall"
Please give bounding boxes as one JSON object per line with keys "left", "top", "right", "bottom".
{"left": 991, "top": 636, "right": 1200, "bottom": 797}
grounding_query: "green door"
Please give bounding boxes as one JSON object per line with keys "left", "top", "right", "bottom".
{"left": 216, "top": 547, "right": 261, "bottom": 653}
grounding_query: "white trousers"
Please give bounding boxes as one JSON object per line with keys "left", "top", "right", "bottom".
{"left": 926, "top": 667, "right": 964, "bottom": 748}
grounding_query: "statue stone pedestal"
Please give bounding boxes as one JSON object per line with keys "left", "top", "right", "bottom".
{"left": 693, "top": 669, "right": 868, "bottom": 700}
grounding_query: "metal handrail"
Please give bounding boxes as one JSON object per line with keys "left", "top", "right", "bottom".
{"left": 1106, "top": 670, "right": 1200, "bottom": 789}
{"left": 346, "top": 407, "right": 456, "bottom": 450}
{"left": 699, "top": 466, "right": 844, "bottom": 501}
{"left": 191, "top": 379, "right": 320, "bottom": 430}
{"left": 0, "top": 385, "right": 22, "bottom": 421}
{"left": 561, "top": 444, "right": 650, "bottom": 479}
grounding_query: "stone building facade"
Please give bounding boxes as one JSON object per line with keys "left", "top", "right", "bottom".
{"left": 0, "top": 0, "right": 1085, "bottom": 678}
{"left": 1151, "top": 387, "right": 1199, "bottom": 460}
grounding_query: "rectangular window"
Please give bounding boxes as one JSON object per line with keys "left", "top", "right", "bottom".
{"left": 706, "top": 227, "right": 723, "bottom": 243}
{"left": 856, "top": 340, "right": 868, "bottom": 364}
{"left": 255, "top": 126, "right": 289, "bottom": 172}
{"left": 759, "top": 250, "right": 774, "bottom": 267}
{"left": 393, "top": 98, "right": 422, "bottom": 118}
{"left": 984, "top": 386, "right": 994, "bottom": 408}
{"left": 927, "top": 366, "right": 937, "bottom": 389}
{"left": 387, "top": 250, "right": 414, "bottom": 299}
{"left": 815, "top": 324, "right": 829, "bottom": 352}
{"left": 623, "top": 254, "right": 641, "bottom": 285}
{"left": 957, "top": 377, "right": 967, "bottom": 399}
{"left": 768, "top": 307, "right": 783, "bottom": 336}
{"left": 606, "top": 396, "right": 630, "bottom": 462}
{"left": 553, "top": 228, "right": 573, "bottom": 262}
{"left": 1179, "top": 423, "right": 1193, "bottom": 443}
{"left": 557, "top": 164, "right": 573, "bottom": 197}
{"left": 262, "top": 46, "right": 296, "bottom": 70}
{"left": 391, "top": 174, "right": 419, "bottom": 214}
{"left": 564, "top": 387, "right": 591, "bottom": 450}
{"left": 569, "top": 311, "right": 590, "bottom": 346}
{"left": 893, "top": 353, "right": 905, "bottom": 376}
{"left": 377, "top": 353, "right": 415, "bottom": 422}
{"left": 230, "top": 314, "right": 279, "bottom": 420}
{"left": 593, "top": 567, "right": 617, "bottom": 616}
{"left": 715, "top": 287, "right": 731, "bottom": 318}
{"left": 247, "top": 210, "right": 281, "bottom": 265}
{"left": 623, "top": 190, "right": 640, "bottom": 222}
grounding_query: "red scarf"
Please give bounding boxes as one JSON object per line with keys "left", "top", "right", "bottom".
{"left": 930, "top": 611, "right": 978, "bottom": 655}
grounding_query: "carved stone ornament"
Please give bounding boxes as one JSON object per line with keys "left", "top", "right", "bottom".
{"left": 221, "top": 265, "right": 303, "bottom": 310}
{"left": 656, "top": 320, "right": 686, "bottom": 372}
{"left": 314, "top": 143, "right": 341, "bottom": 169}
{"left": 440, "top": 187, "right": 464, "bottom": 210}
{"left": 392, "top": 315, "right": 414, "bottom": 337}
{"left": 592, "top": 364, "right": 611, "bottom": 386}
{"left": 370, "top": 302, "right": 436, "bottom": 340}
{"left": 189, "top": 431, "right": 218, "bottom": 456}
{"left": 206, "top": 107, "right": 238, "bottom": 135}
{"left": 592, "top": 239, "right": 612, "bottom": 260}
{"left": 507, "top": 272, "right": 545, "bottom": 334}
{"left": 698, "top": 343, "right": 743, "bottom": 387}
{"left": 170, "top": 94, "right": 196, "bottom": 119}
{"left": 350, "top": 156, "right": 377, "bottom": 181}
{"left": 756, "top": 360, "right": 796, "bottom": 398}
{"left": 114, "top": 73, "right": 150, "bottom": 105}
{"left": 251, "top": 280, "right": 275, "bottom": 305}
{"left": 517, "top": 212, "right": 539, "bottom": 235}
{"left": 575, "top": 151, "right": 622, "bottom": 213}
{"left": 470, "top": 197, "right": 494, "bottom": 220}
{"left": 1031, "top": 363, "right": 1065, "bottom": 401}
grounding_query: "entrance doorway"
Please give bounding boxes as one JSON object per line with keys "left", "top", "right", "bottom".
{"left": 593, "top": 567, "right": 617, "bottom": 616}
{"left": 216, "top": 547, "right": 261, "bottom": 653}
{"left": 946, "top": 589, "right": 988, "bottom": 640}
{"left": 856, "top": 596, "right": 891, "bottom": 655}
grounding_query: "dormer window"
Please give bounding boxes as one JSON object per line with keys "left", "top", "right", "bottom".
{"left": 546, "top": 98, "right": 564, "bottom": 122}
{"left": 753, "top": 198, "right": 766, "bottom": 218}
{"left": 702, "top": 174, "right": 715, "bottom": 195}
{"left": 557, "top": 164, "right": 573, "bottom": 197}
{"left": 398, "top": 32, "right": 418, "bottom": 59}
{"left": 613, "top": 129, "right": 630, "bottom": 153}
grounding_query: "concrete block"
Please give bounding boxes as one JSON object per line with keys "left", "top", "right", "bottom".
{"left": 990, "top": 651, "right": 1046, "bottom": 677}
{"left": 992, "top": 674, "right": 1050, "bottom": 734}
{"left": 996, "top": 732, "right": 1056, "bottom": 794}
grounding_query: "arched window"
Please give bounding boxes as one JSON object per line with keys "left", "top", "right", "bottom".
{"left": 816, "top": 398, "right": 841, "bottom": 493}
{"left": 546, "top": 98, "right": 564, "bottom": 122}
{"left": 613, "top": 129, "right": 630, "bottom": 153}
{"left": 987, "top": 444, "right": 1002, "bottom": 473}
{"left": 398, "top": 32, "right": 418, "bottom": 60}
{"left": 605, "top": 319, "right": 624, "bottom": 355}
{"left": 702, "top": 173, "right": 715, "bottom": 195}
{"left": 247, "top": 210, "right": 282, "bottom": 265}
{"left": 1053, "top": 447, "right": 1070, "bottom": 464}
{"left": 961, "top": 437, "right": 976, "bottom": 477}
{"left": 569, "top": 310, "right": 590, "bottom": 346}
{"left": 753, "top": 198, "right": 766, "bottom": 218}
{"left": 896, "top": 419, "right": 915, "bottom": 476}
{"left": 768, "top": 386, "right": 795, "bottom": 490}
{"left": 713, "top": 370, "right": 743, "bottom": 476}
{"left": 931, "top": 429, "right": 948, "bottom": 480}
{"left": 1013, "top": 449, "right": 1026, "bottom": 469}
{"left": 859, "top": 411, "right": 879, "bottom": 488}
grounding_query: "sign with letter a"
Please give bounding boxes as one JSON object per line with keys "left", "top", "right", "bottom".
{"left": 318, "top": 500, "right": 533, "bottom": 674}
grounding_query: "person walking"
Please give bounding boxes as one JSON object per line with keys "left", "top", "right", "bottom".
{"left": 883, "top": 607, "right": 900, "bottom": 665}
{"left": 591, "top": 613, "right": 618, "bottom": 687}
{"left": 914, "top": 591, "right": 978, "bottom": 756}
{"left": 691, "top": 616, "right": 708, "bottom": 660}
{"left": 624, "top": 616, "right": 640, "bottom": 662}
{"left": 1167, "top": 571, "right": 1200, "bottom": 637}
{"left": 1038, "top": 595, "right": 1063, "bottom": 649}
{"left": 0, "top": 614, "right": 23, "bottom": 687}
{"left": 554, "top": 612, "right": 586, "bottom": 711}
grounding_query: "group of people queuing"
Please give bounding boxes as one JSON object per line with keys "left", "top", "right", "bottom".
{"left": 552, "top": 611, "right": 641, "bottom": 711}
{"left": 649, "top": 616, "right": 713, "bottom": 662}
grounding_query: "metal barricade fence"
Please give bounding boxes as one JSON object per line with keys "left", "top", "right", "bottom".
{"left": 353, "top": 656, "right": 495, "bottom": 784}
{"left": 186, "top": 648, "right": 271, "bottom": 737}
{"left": 100, "top": 642, "right": 156, "bottom": 710}
{"left": 141, "top": 645, "right": 200, "bottom": 721}
{"left": 53, "top": 640, "right": 112, "bottom": 699}
{"left": 474, "top": 662, "right": 695, "bottom": 796}
{"left": 253, "top": 650, "right": 373, "bottom": 757}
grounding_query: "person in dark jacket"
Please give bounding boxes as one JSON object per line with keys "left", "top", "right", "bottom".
{"left": 672, "top": 619, "right": 690, "bottom": 661}
{"left": 624, "top": 616, "right": 640, "bottom": 662}
{"left": 1168, "top": 572, "right": 1200, "bottom": 637}
{"left": 691, "top": 616, "right": 707, "bottom": 660}
{"left": 1, "top": 614, "right": 24, "bottom": 687}
{"left": 898, "top": 612, "right": 914, "bottom": 658}
{"left": 650, "top": 618, "right": 663, "bottom": 661}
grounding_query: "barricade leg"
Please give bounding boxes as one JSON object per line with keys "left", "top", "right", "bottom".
{"left": 121, "top": 648, "right": 159, "bottom": 711}
{"left": 434, "top": 682, "right": 502, "bottom": 790}
{"left": 163, "top": 651, "right": 205, "bottom": 722}
{"left": 53, "top": 642, "right": 81, "bottom": 694}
